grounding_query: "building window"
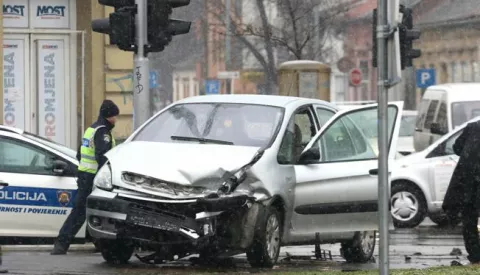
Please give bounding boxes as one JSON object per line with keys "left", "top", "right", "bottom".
{"left": 182, "top": 78, "right": 190, "bottom": 99}
{"left": 473, "top": 61, "right": 480, "bottom": 82}
{"left": 462, "top": 62, "right": 472, "bottom": 82}
{"left": 359, "top": 60, "right": 369, "bottom": 81}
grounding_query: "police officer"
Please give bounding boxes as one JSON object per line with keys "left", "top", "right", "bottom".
{"left": 51, "top": 99, "right": 119, "bottom": 255}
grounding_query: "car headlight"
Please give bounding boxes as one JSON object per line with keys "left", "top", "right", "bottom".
{"left": 94, "top": 163, "right": 113, "bottom": 191}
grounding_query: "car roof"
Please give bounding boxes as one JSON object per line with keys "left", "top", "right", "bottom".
{"left": 0, "top": 125, "right": 24, "bottom": 135}
{"left": 426, "top": 83, "right": 480, "bottom": 101}
{"left": 173, "top": 94, "right": 337, "bottom": 109}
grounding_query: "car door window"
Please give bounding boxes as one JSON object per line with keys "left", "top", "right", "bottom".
{"left": 416, "top": 99, "right": 429, "bottom": 130}
{"left": 278, "top": 107, "right": 316, "bottom": 164}
{"left": 424, "top": 100, "right": 439, "bottom": 129}
{"left": 311, "top": 106, "right": 398, "bottom": 163}
{"left": 0, "top": 138, "right": 56, "bottom": 175}
{"left": 315, "top": 108, "right": 335, "bottom": 128}
{"left": 445, "top": 130, "right": 462, "bottom": 155}
{"left": 436, "top": 101, "right": 448, "bottom": 131}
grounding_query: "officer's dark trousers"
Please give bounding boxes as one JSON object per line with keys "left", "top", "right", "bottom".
{"left": 54, "top": 172, "right": 95, "bottom": 250}
{"left": 462, "top": 205, "right": 480, "bottom": 263}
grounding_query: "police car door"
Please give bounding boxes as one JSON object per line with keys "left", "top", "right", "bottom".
{"left": 0, "top": 135, "right": 80, "bottom": 238}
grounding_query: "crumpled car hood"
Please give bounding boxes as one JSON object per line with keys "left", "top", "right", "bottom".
{"left": 106, "top": 141, "right": 260, "bottom": 186}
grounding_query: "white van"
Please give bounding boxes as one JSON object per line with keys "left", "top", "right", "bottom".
{"left": 414, "top": 83, "right": 480, "bottom": 152}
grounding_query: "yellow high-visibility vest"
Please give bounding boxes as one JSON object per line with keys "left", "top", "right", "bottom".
{"left": 78, "top": 125, "right": 116, "bottom": 174}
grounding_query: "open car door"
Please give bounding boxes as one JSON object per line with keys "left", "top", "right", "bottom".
{"left": 288, "top": 102, "right": 403, "bottom": 243}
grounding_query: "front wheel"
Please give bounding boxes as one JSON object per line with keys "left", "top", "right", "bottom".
{"left": 341, "top": 231, "right": 376, "bottom": 263}
{"left": 391, "top": 183, "right": 427, "bottom": 228}
{"left": 246, "top": 206, "right": 282, "bottom": 268}
{"left": 97, "top": 239, "right": 135, "bottom": 264}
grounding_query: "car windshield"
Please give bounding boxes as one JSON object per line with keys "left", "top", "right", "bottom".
{"left": 452, "top": 101, "right": 480, "bottom": 128}
{"left": 24, "top": 132, "right": 77, "bottom": 160}
{"left": 132, "top": 103, "right": 284, "bottom": 148}
{"left": 399, "top": 114, "right": 417, "bottom": 137}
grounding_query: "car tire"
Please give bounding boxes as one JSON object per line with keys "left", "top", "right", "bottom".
{"left": 391, "top": 182, "right": 427, "bottom": 228}
{"left": 246, "top": 206, "right": 282, "bottom": 268}
{"left": 98, "top": 239, "right": 135, "bottom": 264}
{"left": 429, "top": 213, "right": 461, "bottom": 227}
{"left": 341, "top": 231, "right": 376, "bottom": 263}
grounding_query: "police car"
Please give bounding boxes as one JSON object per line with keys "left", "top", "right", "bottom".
{"left": 0, "top": 125, "right": 88, "bottom": 241}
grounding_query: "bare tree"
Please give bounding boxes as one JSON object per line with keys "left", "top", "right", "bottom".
{"left": 207, "top": 0, "right": 351, "bottom": 94}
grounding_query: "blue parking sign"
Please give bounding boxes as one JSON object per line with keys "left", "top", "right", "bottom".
{"left": 149, "top": 71, "right": 159, "bottom": 88}
{"left": 416, "top": 69, "right": 436, "bottom": 89}
{"left": 205, "top": 80, "right": 220, "bottom": 95}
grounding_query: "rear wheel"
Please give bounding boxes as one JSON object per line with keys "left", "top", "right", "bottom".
{"left": 341, "top": 231, "right": 376, "bottom": 263}
{"left": 98, "top": 239, "right": 135, "bottom": 264}
{"left": 246, "top": 206, "right": 282, "bottom": 268}
{"left": 391, "top": 182, "right": 427, "bottom": 228}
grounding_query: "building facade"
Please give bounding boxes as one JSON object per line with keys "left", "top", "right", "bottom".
{"left": 1, "top": 0, "right": 152, "bottom": 146}
{"left": 342, "top": 0, "right": 480, "bottom": 107}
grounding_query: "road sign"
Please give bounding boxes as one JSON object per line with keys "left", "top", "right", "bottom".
{"left": 349, "top": 68, "right": 362, "bottom": 86}
{"left": 416, "top": 68, "right": 436, "bottom": 88}
{"left": 205, "top": 80, "right": 220, "bottom": 95}
{"left": 149, "top": 71, "right": 159, "bottom": 88}
{"left": 217, "top": 71, "right": 240, "bottom": 79}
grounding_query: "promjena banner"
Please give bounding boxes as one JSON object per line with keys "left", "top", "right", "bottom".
{"left": 3, "top": 39, "right": 26, "bottom": 130}
{"left": 37, "top": 40, "right": 65, "bottom": 145}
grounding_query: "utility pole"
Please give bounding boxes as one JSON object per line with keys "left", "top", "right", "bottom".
{"left": 133, "top": 0, "right": 150, "bottom": 130}
{"left": 375, "top": 0, "right": 390, "bottom": 273}
{"left": 225, "top": 0, "right": 232, "bottom": 94}
{"left": 373, "top": 2, "right": 421, "bottom": 275}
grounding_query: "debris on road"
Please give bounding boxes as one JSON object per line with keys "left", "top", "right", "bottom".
{"left": 450, "top": 248, "right": 462, "bottom": 256}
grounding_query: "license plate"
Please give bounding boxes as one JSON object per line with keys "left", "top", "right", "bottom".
{"left": 127, "top": 209, "right": 182, "bottom": 232}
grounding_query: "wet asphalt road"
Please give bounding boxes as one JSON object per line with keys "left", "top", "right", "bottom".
{"left": 1, "top": 219, "right": 470, "bottom": 274}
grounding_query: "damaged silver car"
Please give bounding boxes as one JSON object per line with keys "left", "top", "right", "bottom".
{"left": 86, "top": 95, "right": 403, "bottom": 267}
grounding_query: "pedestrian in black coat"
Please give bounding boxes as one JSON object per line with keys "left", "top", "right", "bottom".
{"left": 443, "top": 120, "right": 480, "bottom": 265}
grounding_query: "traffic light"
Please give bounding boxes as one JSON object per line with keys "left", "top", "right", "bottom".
{"left": 91, "top": 0, "right": 136, "bottom": 52}
{"left": 91, "top": 0, "right": 191, "bottom": 54}
{"left": 147, "top": 0, "right": 192, "bottom": 53}
{"left": 399, "top": 5, "right": 421, "bottom": 69}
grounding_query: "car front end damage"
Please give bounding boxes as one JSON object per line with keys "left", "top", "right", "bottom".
{"left": 86, "top": 147, "right": 273, "bottom": 264}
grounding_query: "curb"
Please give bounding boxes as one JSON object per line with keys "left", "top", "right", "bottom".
{"left": 2, "top": 243, "right": 95, "bottom": 252}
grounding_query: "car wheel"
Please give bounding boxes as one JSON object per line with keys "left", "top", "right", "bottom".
{"left": 98, "top": 239, "right": 135, "bottom": 264}
{"left": 391, "top": 182, "right": 427, "bottom": 228}
{"left": 246, "top": 206, "right": 282, "bottom": 268}
{"left": 429, "top": 213, "right": 461, "bottom": 227}
{"left": 341, "top": 231, "right": 376, "bottom": 263}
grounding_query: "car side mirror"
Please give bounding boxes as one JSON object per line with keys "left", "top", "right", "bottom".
{"left": 298, "top": 148, "right": 321, "bottom": 165}
{"left": 52, "top": 160, "right": 68, "bottom": 175}
{"left": 430, "top": 122, "right": 447, "bottom": 135}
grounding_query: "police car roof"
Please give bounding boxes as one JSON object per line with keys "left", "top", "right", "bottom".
{"left": 0, "top": 125, "right": 24, "bottom": 135}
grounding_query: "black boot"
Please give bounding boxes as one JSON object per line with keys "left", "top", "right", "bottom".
{"left": 51, "top": 241, "right": 68, "bottom": 255}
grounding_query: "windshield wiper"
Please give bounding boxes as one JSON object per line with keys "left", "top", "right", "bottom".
{"left": 171, "top": 135, "right": 234, "bottom": 145}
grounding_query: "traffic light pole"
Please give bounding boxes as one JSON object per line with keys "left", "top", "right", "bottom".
{"left": 133, "top": 0, "right": 151, "bottom": 130}
{"left": 376, "top": 0, "right": 390, "bottom": 274}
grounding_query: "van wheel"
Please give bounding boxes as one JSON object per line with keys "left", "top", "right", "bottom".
{"left": 341, "top": 231, "right": 376, "bottom": 263}
{"left": 391, "top": 182, "right": 427, "bottom": 228}
{"left": 98, "top": 239, "right": 135, "bottom": 264}
{"left": 246, "top": 206, "right": 282, "bottom": 268}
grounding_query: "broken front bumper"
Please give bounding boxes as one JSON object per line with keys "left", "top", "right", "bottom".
{"left": 86, "top": 188, "right": 253, "bottom": 245}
